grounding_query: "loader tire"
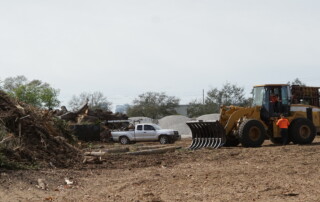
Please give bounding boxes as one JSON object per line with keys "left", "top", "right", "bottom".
{"left": 239, "top": 119, "right": 266, "bottom": 147}
{"left": 289, "top": 118, "right": 316, "bottom": 144}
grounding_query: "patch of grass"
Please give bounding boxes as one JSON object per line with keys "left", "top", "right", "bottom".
{"left": 87, "top": 142, "right": 93, "bottom": 149}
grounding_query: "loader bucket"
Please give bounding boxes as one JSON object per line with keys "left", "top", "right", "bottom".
{"left": 186, "top": 121, "right": 226, "bottom": 150}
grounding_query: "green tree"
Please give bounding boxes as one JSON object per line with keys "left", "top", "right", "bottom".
{"left": 127, "top": 92, "right": 180, "bottom": 119}
{"left": 40, "top": 87, "right": 60, "bottom": 109}
{"left": 68, "top": 91, "right": 112, "bottom": 111}
{"left": 1, "top": 76, "right": 60, "bottom": 109}
{"left": 187, "top": 99, "right": 218, "bottom": 118}
{"left": 187, "top": 82, "right": 251, "bottom": 117}
{"left": 207, "top": 82, "right": 247, "bottom": 107}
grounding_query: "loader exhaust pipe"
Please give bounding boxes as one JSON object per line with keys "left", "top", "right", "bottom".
{"left": 187, "top": 121, "right": 226, "bottom": 150}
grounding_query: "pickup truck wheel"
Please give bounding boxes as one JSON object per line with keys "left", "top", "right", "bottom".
{"left": 159, "top": 136, "right": 169, "bottom": 144}
{"left": 119, "top": 136, "right": 130, "bottom": 145}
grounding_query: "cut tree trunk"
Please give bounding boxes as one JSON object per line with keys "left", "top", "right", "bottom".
{"left": 127, "top": 146, "right": 181, "bottom": 155}
{"left": 134, "top": 145, "right": 167, "bottom": 150}
{"left": 84, "top": 147, "right": 129, "bottom": 156}
{"left": 83, "top": 156, "right": 103, "bottom": 164}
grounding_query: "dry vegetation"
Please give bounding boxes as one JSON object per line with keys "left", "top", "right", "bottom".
{"left": 1, "top": 137, "right": 320, "bottom": 202}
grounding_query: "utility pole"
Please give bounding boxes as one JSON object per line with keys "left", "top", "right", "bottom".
{"left": 203, "top": 89, "right": 205, "bottom": 104}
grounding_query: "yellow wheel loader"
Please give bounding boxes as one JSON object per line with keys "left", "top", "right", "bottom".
{"left": 187, "top": 84, "right": 320, "bottom": 149}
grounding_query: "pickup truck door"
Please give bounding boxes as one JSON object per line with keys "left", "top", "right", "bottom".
{"left": 143, "top": 125, "right": 157, "bottom": 140}
{"left": 134, "top": 124, "right": 157, "bottom": 141}
{"left": 134, "top": 125, "right": 144, "bottom": 141}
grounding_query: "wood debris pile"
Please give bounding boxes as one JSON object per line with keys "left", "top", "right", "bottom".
{"left": 55, "top": 103, "right": 128, "bottom": 124}
{"left": 0, "top": 91, "right": 81, "bottom": 168}
{"left": 54, "top": 102, "right": 128, "bottom": 142}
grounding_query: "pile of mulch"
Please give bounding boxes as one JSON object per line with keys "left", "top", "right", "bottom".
{"left": 0, "top": 91, "right": 82, "bottom": 168}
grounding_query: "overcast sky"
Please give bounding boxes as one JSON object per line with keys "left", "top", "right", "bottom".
{"left": 1, "top": 0, "right": 320, "bottom": 111}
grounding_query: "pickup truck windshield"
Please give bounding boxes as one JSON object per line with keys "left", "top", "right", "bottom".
{"left": 144, "top": 125, "right": 155, "bottom": 130}
{"left": 153, "top": 125, "right": 162, "bottom": 130}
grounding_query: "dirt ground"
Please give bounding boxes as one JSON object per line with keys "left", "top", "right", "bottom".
{"left": 1, "top": 136, "right": 320, "bottom": 202}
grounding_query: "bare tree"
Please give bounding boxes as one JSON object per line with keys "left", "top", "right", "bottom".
{"left": 68, "top": 91, "right": 112, "bottom": 111}
{"left": 288, "top": 78, "right": 306, "bottom": 86}
{"left": 2, "top": 75, "right": 28, "bottom": 91}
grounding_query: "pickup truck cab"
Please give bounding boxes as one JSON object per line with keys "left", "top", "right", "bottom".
{"left": 111, "top": 123, "right": 181, "bottom": 144}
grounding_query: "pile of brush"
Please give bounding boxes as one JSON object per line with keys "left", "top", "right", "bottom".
{"left": 0, "top": 91, "right": 81, "bottom": 168}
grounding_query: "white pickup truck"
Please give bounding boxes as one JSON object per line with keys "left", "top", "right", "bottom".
{"left": 111, "top": 123, "right": 181, "bottom": 144}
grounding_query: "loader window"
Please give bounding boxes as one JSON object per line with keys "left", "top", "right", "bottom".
{"left": 281, "top": 87, "right": 289, "bottom": 105}
{"left": 252, "top": 87, "right": 265, "bottom": 106}
{"left": 268, "top": 86, "right": 290, "bottom": 116}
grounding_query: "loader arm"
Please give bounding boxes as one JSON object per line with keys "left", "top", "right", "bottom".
{"left": 224, "top": 107, "right": 262, "bottom": 135}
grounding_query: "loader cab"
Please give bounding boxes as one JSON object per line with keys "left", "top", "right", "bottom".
{"left": 252, "top": 84, "right": 291, "bottom": 121}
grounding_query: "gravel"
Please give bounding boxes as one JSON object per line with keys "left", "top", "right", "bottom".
{"left": 158, "top": 115, "right": 192, "bottom": 137}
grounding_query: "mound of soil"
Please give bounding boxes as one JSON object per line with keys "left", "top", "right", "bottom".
{"left": 0, "top": 91, "right": 81, "bottom": 168}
